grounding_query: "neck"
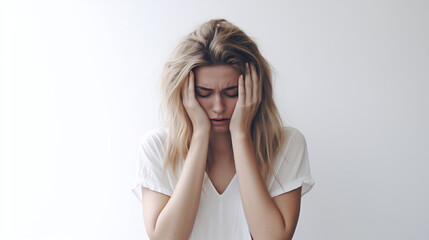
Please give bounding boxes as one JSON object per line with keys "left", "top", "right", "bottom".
{"left": 207, "top": 131, "right": 234, "bottom": 166}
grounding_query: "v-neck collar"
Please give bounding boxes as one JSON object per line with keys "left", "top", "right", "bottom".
{"left": 204, "top": 172, "right": 237, "bottom": 197}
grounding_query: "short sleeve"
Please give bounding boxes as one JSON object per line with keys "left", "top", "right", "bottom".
{"left": 131, "top": 129, "right": 173, "bottom": 202}
{"left": 268, "top": 127, "right": 315, "bottom": 198}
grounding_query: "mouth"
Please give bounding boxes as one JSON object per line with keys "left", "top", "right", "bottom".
{"left": 210, "top": 118, "right": 229, "bottom": 126}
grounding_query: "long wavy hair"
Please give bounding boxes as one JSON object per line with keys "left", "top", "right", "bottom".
{"left": 160, "top": 19, "right": 285, "bottom": 183}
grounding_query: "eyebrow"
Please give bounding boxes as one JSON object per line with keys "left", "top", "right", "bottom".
{"left": 196, "top": 86, "right": 238, "bottom": 91}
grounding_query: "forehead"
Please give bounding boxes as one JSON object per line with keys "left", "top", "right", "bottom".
{"left": 194, "top": 65, "right": 239, "bottom": 87}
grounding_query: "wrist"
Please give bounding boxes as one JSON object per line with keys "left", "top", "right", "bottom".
{"left": 192, "top": 128, "right": 210, "bottom": 139}
{"left": 230, "top": 129, "right": 251, "bottom": 140}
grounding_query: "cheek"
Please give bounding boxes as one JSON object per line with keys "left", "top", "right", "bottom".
{"left": 196, "top": 98, "right": 210, "bottom": 113}
{"left": 228, "top": 98, "right": 238, "bottom": 111}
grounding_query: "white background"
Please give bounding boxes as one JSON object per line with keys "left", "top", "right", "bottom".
{"left": 1, "top": 0, "right": 428, "bottom": 239}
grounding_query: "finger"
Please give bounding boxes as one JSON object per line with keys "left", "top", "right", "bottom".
{"left": 245, "top": 62, "right": 252, "bottom": 103}
{"left": 238, "top": 74, "right": 245, "bottom": 104}
{"left": 182, "top": 73, "right": 189, "bottom": 103}
{"left": 188, "top": 70, "right": 195, "bottom": 99}
{"left": 257, "top": 80, "right": 262, "bottom": 104}
{"left": 251, "top": 63, "right": 259, "bottom": 103}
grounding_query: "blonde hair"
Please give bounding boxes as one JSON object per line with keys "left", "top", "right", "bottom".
{"left": 160, "top": 19, "right": 285, "bottom": 182}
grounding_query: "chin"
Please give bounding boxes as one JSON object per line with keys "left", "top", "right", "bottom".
{"left": 210, "top": 126, "right": 230, "bottom": 134}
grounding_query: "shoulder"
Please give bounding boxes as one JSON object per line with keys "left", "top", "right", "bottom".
{"left": 139, "top": 128, "right": 168, "bottom": 150}
{"left": 282, "top": 126, "right": 307, "bottom": 149}
{"left": 137, "top": 128, "right": 169, "bottom": 172}
{"left": 135, "top": 128, "right": 174, "bottom": 197}
{"left": 275, "top": 126, "right": 309, "bottom": 167}
{"left": 138, "top": 128, "right": 169, "bottom": 161}
{"left": 268, "top": 126, "right": 313, "bottom": 196}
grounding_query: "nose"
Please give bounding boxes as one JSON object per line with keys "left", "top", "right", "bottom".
{"left": 212, "top": 94, "right": 225, "bottom": 114}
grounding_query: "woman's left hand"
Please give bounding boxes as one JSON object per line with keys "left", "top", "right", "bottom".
{"left": 230, "top": 62, "right": 262, "bottom": 137}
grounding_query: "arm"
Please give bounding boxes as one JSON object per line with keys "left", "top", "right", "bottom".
{"left": 230, "top": 63, "right": 301, "bottom": 239}
{"left": 231, "top": 133, "right": 301, "bottom": 240}
{"left": 141, "top": 71, "right": 210, "bottom": 240}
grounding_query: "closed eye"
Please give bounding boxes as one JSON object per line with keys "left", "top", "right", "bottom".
{"left": 224, "top": 91, "right": 238, "bottom": 97}
{"left": 196, "top": 92, "right": 211, "bottom": 98}
{"left": 195, "top": 86, "right": 238, "bottom": 98}
{"left": 196, "top": 88, "right": 212, "bottom": 98}
{"left": 223, "top": 87, "right": 238, "bottom": 97}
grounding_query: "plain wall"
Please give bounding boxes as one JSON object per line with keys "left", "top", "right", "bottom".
{"left": 1, "top": 0, "right": 428, "bottom": 239}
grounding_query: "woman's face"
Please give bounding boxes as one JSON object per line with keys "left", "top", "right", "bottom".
{"left": 194, "top": 65, "right": 240, "bottom": 134}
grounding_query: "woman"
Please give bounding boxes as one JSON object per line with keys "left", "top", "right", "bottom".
{"left": 132, "top": 19, "right": 314, "bottom": 240}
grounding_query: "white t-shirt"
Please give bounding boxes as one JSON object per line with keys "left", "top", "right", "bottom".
{"left": 132, "top": 126, "right": 314, "bottom": 240}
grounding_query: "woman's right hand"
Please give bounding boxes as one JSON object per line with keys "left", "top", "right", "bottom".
{"left": 143, "top": 71, "right": 210, "bottom": 239}
{"left": 182, "top": 70, "right": 211, "bottom": 134}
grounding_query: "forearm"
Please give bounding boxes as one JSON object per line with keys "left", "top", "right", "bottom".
{"left": 151, "top": 131, "right": 209, "bottom": 240}
{"left": 232, "top": 133, "right": 288, "bottom": 240}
